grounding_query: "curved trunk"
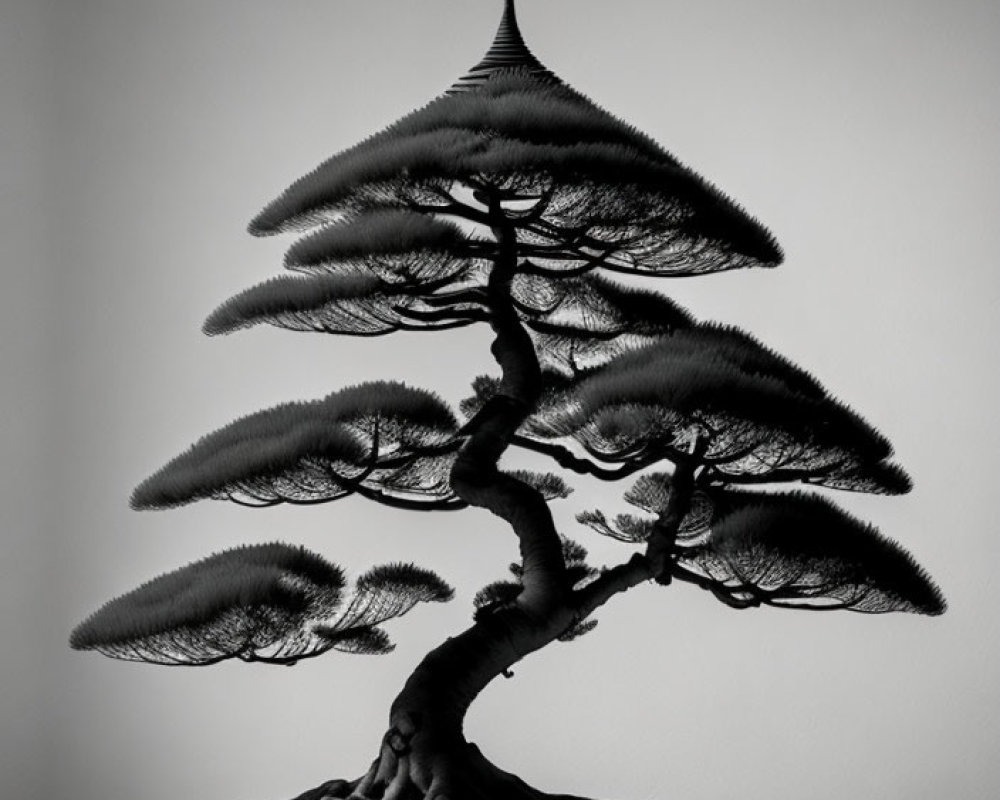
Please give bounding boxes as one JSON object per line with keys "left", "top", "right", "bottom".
{"left": 336, "top": 204, "right": 579, "bottom": 798}
{"left": 389, "top": 201, "right": 576, "bottom": 760}
{"left": 290, "top": 202, "right": 694, "bottom": 800}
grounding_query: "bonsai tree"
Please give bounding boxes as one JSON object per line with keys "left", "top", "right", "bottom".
{"left": 71, "top": 3, "right": 945, "bottom": 799}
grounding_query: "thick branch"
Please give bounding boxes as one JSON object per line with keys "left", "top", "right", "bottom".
{"left": 572, "top": 460, "right": 699, "bottom": 616}
{"left": 645, "top": 458, "right": 697, "bottom": 584}
{"left": 573, "top": 553, "right": 654, "bottom": 620}
{"left": 485, "top": 209, "right": 542, "bottom": 401}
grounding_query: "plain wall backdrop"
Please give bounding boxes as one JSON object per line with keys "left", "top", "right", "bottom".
{"left": 3, "top": 1, "right": 999, "bottom": 799}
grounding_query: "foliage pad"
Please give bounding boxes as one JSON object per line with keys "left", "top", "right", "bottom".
{"left": 131, "top": 382, "right": 463, "bottom": 510}
{"left": 71, "top": 546, "right": 456, "bottom": 665}
{"left": 249, "top": 71, "right": 782, "bottom": 279}
{"left": 520, "top": 328, "right": 910, "bottom": 493}
{"left": 69, "top": 544, "right": 346, "bottom": 665}
{"left": 677, "top": 493, "right": 946, "bottom": 615}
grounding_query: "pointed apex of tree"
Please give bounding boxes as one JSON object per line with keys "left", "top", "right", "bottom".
{"left": 449, "top": 0, "right": 557, "bottom": 93}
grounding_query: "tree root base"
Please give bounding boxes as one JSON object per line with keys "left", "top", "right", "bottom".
{"left": 288, "top": 741, "right": 591, "bottom": 800}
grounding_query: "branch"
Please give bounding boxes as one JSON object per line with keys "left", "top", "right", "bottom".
{"left": 573, "top": 553, "right": 654, "bottom": 619}
{"left": 515, "top": 246, "right": 618, "bottom": 272}
{"left": 523, "top": 318, "right": 621, "bottom": 342}
{"left": 405, "top": 196, "right": 492, "bottom": 227}
{"left": 669, "top": 565, "right": 761, "bottom": 609}
{"left": 699, "top": 458, "right": 845, "bottom": 488}
{"left": 393, "top": 306, "right": 491, "bottom": 325}
{"left": 510, "top": 436, "right": 657, "bottom": 480}
{"left": 644, "top": 457, "right": 698, "bottom": 584}
{"left": 571, "top": 455, "right": 701, "bottom": 618}
{"left": 352, "top": 485, "right": 466, "bottom": 511}
{"left": 503, "top": 182, "right": 555, "bottom": 225}
{"left": 420, "top": 288, "right": 490, "bottom": 307}
{"left": 519, "top": 220, "right": 641, "bottom": 273}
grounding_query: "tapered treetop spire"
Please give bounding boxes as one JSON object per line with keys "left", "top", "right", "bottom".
{"left": 449, "top": 0, "right": 555, "bottom": 93}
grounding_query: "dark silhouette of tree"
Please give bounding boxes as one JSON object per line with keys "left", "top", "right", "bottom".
{"left": 71, "top": 3, "right": 944, "bottom": 799}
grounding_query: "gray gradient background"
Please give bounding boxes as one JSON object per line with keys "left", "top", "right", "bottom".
{"left": 4, "top": 1, "right": 999, "bottom": 798}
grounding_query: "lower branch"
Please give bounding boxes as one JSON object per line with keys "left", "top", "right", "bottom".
{"left": 574, "top": 460, "right": 700, "bottom": 614}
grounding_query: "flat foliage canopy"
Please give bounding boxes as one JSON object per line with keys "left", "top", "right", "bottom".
{"left": 249, "top": 70, "right": 781, "bottom": 278}
{"left": 71, "top": 545, "right": 456, "bottom": 664}
{"left": 69, "top": 544, "right": 346, "bottom": 665}
{"left": 503, "top": 328, "right": 910, "bottom": 493}
{"left": 132, "top": 382, "right": 461, "bottom": 510}
{"left": 204, "top": 272, "right": 485, "bottom": 337}
{"left": 678, "top": 493, "right": 946, "bottom": 614}
{"left": 284, "top": 210, "right": 474, "bottom": 277}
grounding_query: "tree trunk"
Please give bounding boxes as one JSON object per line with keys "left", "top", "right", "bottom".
{"left": 287, "top": 198, "right": 692, "bottom": 800}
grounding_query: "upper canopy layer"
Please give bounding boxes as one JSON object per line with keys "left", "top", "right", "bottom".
{"left": 249, "top": 1, "right": 782, "bottom": 277}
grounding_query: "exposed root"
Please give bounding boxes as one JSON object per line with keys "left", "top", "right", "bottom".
{"left": 287, "top": 740, "right": 594, "bottom": 800}
{"left": 287, "top": 777, "right": 356, "bottom": 800}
